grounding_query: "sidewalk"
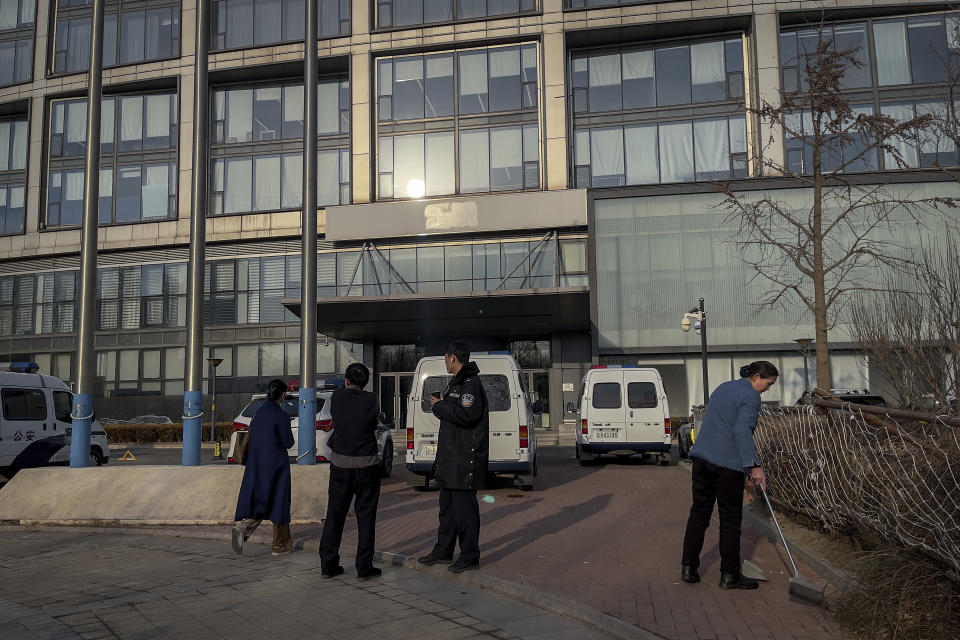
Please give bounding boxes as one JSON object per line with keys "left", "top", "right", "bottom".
{"left": 0, "top": 529, "right": 614, "bottom": 640}
{"left": 273, "top": 446, "right": 846, "bottom": 640}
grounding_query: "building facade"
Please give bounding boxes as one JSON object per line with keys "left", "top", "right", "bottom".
{"left": 0, "top": 0, "right": 956, "bottom": 427}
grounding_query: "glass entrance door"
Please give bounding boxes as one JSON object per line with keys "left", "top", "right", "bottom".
{"left": 379, "top": 373, "right": 414, "bottom": 430}
{"left": 524, "top": 369, "right": 550, "bottom": 428}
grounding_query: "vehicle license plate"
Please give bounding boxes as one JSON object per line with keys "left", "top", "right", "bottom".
{"left": 423, "top": 444, "right": 437, "bottom": 456}
{"left": 595, "top": 429, "right": 619, "bottom": 439}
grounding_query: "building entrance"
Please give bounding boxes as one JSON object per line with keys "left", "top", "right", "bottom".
{"left": 378, "top": 372, "right": 413, "bottom": 430}
{"left": 523, "top": 369, "right": 551, "bottom": 428}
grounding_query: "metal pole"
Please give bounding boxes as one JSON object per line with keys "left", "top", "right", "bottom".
{"left": 699, "top": 297, "right": 709, "bottom": 406}
{"left": 209, "top": 363, "right": 216, "bottom": 442}
{"left": 298, "top": 0, "right": 318, "bottom": 465}
{"left": 802, "top": 348, "right": 810, "bottom": 393}
{"left": 70, "top": 0, "right": 105, "bottom": 468}
{"left": 182, "top": 0, "right": 210, "bottom": 466}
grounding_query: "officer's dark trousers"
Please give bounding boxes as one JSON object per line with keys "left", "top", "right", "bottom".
{"left": 319, "top": 464, "right": 381, "bottom": 572}
{"left": 432, "top": 488, "right": 480, "bottom": 564}
{"left": 681, "top": 456, "right": 746, "bottom": 575}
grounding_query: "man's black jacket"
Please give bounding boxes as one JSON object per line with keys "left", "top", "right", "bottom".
{"left": 328, "top": 387, "right": 379, "bottom": 459}
{"left": 432, "top": 361, "right": 489, "bottom": 490}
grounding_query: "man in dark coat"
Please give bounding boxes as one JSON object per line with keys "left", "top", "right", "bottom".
{"left": 232, "top": 378, "right": 295, "bottom": 556}
{"left": 419, "top": 340, "right": 489, "bottom": 573}
{"left": 318, "top": 362, "right": 383, "bottom": 580}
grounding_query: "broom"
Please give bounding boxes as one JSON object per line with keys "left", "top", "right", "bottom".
{"left": 760, "top": 485, "right": 825, "bottom": 605}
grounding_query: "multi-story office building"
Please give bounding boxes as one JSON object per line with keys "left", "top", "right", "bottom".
{"left": 0, "top": 0, "right": 955, "bottom": 427}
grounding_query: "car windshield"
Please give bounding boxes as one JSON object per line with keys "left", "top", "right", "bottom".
{"left": 421, "top": 375, "right": 511, "bottom": 412}
{"left": 241, "top": 396, "right": 325, "bottom": 418}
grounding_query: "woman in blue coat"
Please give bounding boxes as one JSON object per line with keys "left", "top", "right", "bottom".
{"left": 681, "top": 361, "right": 778, "bottom": 590}
{"left": 232, "top": 378, "right": 295, "bottom": 556}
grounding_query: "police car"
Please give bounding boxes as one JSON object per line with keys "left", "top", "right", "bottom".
{"left": 227, "top": 380, "right": 394, "bottom": 477}
{"left": 0, "top": 362, "right": 109, "bottom": 472}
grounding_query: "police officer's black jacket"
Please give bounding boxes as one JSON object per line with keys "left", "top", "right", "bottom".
{"left": 431, "top": 361, "right": 489, "bottom": 490}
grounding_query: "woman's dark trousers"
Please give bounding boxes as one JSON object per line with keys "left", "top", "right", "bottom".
{"left": 681, "top": 456, "right": 746, "bottom": 575}
{"left": 319, "top": 464, "right": 381, "bottom": 572}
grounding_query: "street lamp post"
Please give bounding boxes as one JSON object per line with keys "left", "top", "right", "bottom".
{"left": 207, "top": 357, "right": 223, "bottom": 442}
{"left": 681, "top": 298, "right": 709, "bottom": 406}
{"left": 794, "top": 338, "right": 813, "bottom": 394}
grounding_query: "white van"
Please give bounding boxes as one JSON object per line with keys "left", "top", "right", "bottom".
{"left": 0, "top": 363, "right": 109, "bottom": 471}
{"left": 569, "top": 366, "right": 672, "bottom": 466}
{"left": 406, "top": 352, "right": 537, "bottom": 490}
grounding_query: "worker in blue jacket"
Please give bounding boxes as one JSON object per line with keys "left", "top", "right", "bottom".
{"left": 681, "top": 360, "right": 778, "bottom": 590}
{"left": 232, "top": 378, "right": 295, "bottom": 556}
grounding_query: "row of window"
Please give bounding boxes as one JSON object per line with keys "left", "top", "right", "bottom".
{"left": 0, "top": 17, "right": 957, "bottom": 232}
{"left": 0, "top": 236, "right": 586, "bottom": 336}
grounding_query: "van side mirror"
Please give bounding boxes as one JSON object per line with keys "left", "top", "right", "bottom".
{"left": 566, "top": 402, "right": 575, "bottom": 413}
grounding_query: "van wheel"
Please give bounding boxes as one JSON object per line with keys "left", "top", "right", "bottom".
{"left": 89, "top": 448, "right": 103, "bottom": 467}
{"left": 576, "top": 443, "right": 593, "bottom": 466}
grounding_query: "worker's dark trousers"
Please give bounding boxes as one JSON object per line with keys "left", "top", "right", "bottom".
{"left": 681, "top": 456, "right": 746, "bottom": 575}
{"left": 319, "top": 464, "right": 381, "bottom": 572}
{"left": 431, "top": 488, "right": 480, "bottom": 565}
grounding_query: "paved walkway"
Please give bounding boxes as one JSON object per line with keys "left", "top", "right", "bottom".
{"left": 0, "top": 530, "right": 613, "bottom": 640}
{"left": 268, "top": 446, "right": 845, "bottom": 640}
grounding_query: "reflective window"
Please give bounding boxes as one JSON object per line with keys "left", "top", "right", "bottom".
{"left": 0, "top": 0, "right": 33, "bottom": 87}
{"left": 211, "top": 0, "right": 349, "bottom": 50}
{"left": 47, "top": 93, "right": 178, "bottom": 227}
{"left": 376, "top": 0, "right": 535, "bottom": 29}
{"left": 592, "top": 382, "right": 621, "bottom": 409}
{"left": 781, "top": 13, "right": 960, "bottom": 172}
{"left": 0, "top": 270, "right": 78, "bottom": 336}
{"left": 377, "top": 44, "right": 540, "bottom": 199}
{"left": 52, "top": 0, "right": 180, "bottom": 74}
{"left": 571, "top": 38, "right": 743, "bottom": 114}
{"left": 627, "top": 382, "right": 658, "bottom": 408}
{"left": 211, "top": 77, "right": 351, "bottom": 214}
{"left": 1, "top": 388, "right": 47, "bottom": 420}
{"left": 0, "top": 116, "right": 27, "bottom": 236}
{"left": 97, "top": 263, "right": 186, "bottom": 330}
{"left": 572, "top": 36, "right": 746, "bottom": 187}
{"left": 420, "top": 374, "right": 511, "bottom": 412}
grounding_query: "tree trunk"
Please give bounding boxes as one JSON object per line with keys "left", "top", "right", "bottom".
{"left": 811, "top": 128, "right": 833, "bottom": 391}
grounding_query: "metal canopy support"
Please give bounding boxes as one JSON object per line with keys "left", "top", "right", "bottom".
{"left": 298, "top": 0, "right": 319, "bottom": 465}
{"left": 494, "top": 231, "right": 555, "bottom": 291}
{"left": 182, "top": 0, "right": 210, "bottom": 466}
{"left": 370, "top": 242, "right": 415, "bottom": 294}
{"left": 70, "top": 0, "right": 106, "bottom": 468}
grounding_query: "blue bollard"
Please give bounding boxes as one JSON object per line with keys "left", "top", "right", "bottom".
{"left": 182, "top": 390, "right": 203, "bottom": 466}
{"left": 298, "top": 387, "right": 317, "bottom": 464}
{"left": 69, "top": 393, "right": 93, "bottom": 468}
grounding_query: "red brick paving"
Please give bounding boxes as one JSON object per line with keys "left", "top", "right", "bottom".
{"left": 278, "top": 446, "right": 847, "bottom": 640}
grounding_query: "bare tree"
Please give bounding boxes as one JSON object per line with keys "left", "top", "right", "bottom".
{"left": 850, "top": 233, "right": 960, "bottom": 412}
{"left": 718, "top": 22, "right": 955, "bottom": 390}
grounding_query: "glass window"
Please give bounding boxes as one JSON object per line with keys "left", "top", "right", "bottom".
{"left": 53, "top": 390, "right": 72, "bottom": 423}
{"left": 213, "top": 0, "right": 347, "bottom": 50}
{"left": 592, "top": 382, "right": 621, "bottom": 409}
{"left": 874, "top": 20, "right": 910, "bottom": 86}
{"left": 627, "top": 382, "right": 658, "bottom": 408}
{"left": 52, "top": 1, "right": 180, "bottom": 73}
{"left": 908, "top": 16, "right": 947, "bottom": 84}
{"left": 656, "top": 46, "right": 691, "bottom": 106}
{"left": 1, "top": 388, "right": 47, "bottom": 420}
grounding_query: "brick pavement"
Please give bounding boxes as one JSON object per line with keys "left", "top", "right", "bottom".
{"left": 0, "top": 530, "right": 613, "bottom": 640}
{"left": 264, "top": 446, "right": 847, "bottom": 640}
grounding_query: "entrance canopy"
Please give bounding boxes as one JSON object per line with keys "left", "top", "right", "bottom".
{"left": 282, "top": 287, "right": 590, "bottom": 342}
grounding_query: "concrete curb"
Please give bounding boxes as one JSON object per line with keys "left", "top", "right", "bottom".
{"left": 2, "top": 523, "right": 664, "bottom": 640}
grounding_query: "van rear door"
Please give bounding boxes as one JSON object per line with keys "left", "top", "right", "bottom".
{"left": 625, "top": 375, "right": 664, "bottom": 444}
{"left": 587, "top": 369, "right": 626, "bottom": 443}
{"left": 483, "top": 372, "right": 517, "bottom": 462}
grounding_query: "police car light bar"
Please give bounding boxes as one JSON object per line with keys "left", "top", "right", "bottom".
{"left": 590, "top": 364, "right": 637, "bottom": 369}
{"left": 1, "top": 362, "right": 40, "bottom": 373}
{"left": 472, "top": 351, "right": 510, "bottom": 355}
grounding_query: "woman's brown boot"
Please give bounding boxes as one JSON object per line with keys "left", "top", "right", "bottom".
{"left": 272, "top": 524, "right": 292, "bottom": 556}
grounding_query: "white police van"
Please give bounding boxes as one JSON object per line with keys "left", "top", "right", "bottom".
{"left": 0, "top": 362, "right": 109, "bottom": 472}
{"left": 569, "top": 365, "right": 672, "bottom": 466}
{"left": 406, "top": 352, "right": 537, "bottom": 490}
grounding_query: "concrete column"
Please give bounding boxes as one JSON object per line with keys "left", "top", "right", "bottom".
{"left": 752, "top": 11, "right": 785, "bottom": 176}
{"left": 351, "top": 52, "right": 371, "bottom": 204}
{"left": 542, "top": 30, "right": 568, "bottom": 191}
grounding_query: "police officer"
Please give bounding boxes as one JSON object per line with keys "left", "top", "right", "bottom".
{"left": 418, "top": 341, "right": 489, "bottom": 573}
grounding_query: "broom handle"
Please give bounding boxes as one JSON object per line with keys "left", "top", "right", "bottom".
{"left": 761, "top": 485, "right": 800, "bottom": 576}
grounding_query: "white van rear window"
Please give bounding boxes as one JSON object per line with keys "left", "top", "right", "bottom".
{"left": 2, "top": 389, "right": 47, "bottom": 420}
{"left": 422, "top": 375, "right": 512, "bottom": 412}
{"left": 592, "top": 383, "right": 622, "bottom": 409}
{"left": 628, "top": 382, "right": 658, "bottom": 409}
